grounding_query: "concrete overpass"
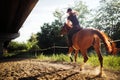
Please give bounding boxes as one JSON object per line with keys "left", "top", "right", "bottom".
{"left": 0, "top": 0, "right": 38, "bottom": 54}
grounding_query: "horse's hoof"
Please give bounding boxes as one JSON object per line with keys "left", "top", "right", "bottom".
{"left": 96, "top": 74, "right": 102, "bottom": 77}
{"left": 71, "top": 60, "right": 73, "bottom": 62}
{"left": 96, "top": 72, "right": 106, "bottom": 78}
{"left": 80, "top": 65, "right": 84, "bottom": 71}
{"left": 80, "top": 66, "right": 83, "bottom": 71}
{"left": 99, "top": 72, "right": 106, "bottom": 78}
{"left": 80, "top": 68, "right": 82, "bottom": 71}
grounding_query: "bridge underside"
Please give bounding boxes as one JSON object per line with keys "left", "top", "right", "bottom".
{"left": 0, "top": 0, "right": 38, "bottom": 54}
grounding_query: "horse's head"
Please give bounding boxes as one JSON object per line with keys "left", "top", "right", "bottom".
{"left": 60, "top": 23, "right": 71, "bottom": 37}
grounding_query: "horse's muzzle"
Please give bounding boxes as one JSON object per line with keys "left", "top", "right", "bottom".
{"left": 60, "top": 34, "right": 63, "bottom": 37}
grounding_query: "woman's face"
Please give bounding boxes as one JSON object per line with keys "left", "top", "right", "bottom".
{"left": 67, "top": 11, "right": 72, "bottom": 15}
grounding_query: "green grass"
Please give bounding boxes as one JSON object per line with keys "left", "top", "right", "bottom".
{"left": 103, "top": 55, "right": 120, "bottom": 70}
{"left": 88, "top": 54, "right": 120, "bottom": 71}
{"left": 36, "top": 53, "right": 70, "bottom": 62}
{"left": 36, "top": 53, "right": 120, "bottom": 71}
{"left": 2, "top": 52, "right": 120, "bottom": 71}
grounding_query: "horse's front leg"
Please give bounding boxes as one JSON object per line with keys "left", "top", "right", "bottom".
{"left": 68, "top": 47, "right": 74, "bottom": 62}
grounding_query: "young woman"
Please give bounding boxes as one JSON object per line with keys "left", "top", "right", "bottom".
{"left": 66, "top": 8, "right": 82, "bottom": 47}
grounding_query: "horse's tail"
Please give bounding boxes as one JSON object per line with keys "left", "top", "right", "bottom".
{"left": 93, "top": 29, "right": 117, "bottom": 55}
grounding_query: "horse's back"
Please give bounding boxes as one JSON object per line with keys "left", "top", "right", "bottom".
{"left": 77, "top": 28, "right": 95, "bottom": 37}
{"left": 72, "top": 28, "right": 97, "bottom": 50}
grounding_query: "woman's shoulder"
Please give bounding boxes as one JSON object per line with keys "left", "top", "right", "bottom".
{"left": 72, "top": 10, "right": 78, "bottom": 15}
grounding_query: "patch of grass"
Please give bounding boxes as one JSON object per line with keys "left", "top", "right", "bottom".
{"left": 36, "top": 53, "right": 70, "bottom": 62}
{"left": 3, "top": 51, "right": 120, "bottom": 71}
{"left": 2, "top": 52, "right": 16, "bottom": 57}
{"left": 51, "top": 54, "right": 70, "bottom": 62}
{"left": 37, "top": 53, "right": 120, "bottom": 71}
{"left": 103, "top": 55, "right": 120, "bottom": 70}
{"left": 77, "top": 53, "right": 120, "bottom": 71}
{"left": 36, "top": 53, "right": 50, "bottom": 60}
{"left": 87, "top": 54, "right": 100, "bottom": 66}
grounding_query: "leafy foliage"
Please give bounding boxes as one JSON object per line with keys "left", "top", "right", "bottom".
{"left": 8, "top": 41, "right": 27, "bottom": 52}
{"left": 27, "top": 33, "right": 39, "bottom": 50}
{"left": 73, "top": 1, "right": 90, "bottom": 27}
{"left": 92, "top": 0, "right": 120, "bottom": 36}
{"left": 53, "top": 9, "right": 64, "bottom": 22}
{"left": 37, "top": 20, "right": 67, "bottom": 49}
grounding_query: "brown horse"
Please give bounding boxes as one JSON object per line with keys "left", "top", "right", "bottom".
{"left": 60, "top": 23, "right": 117, "bottom": 77}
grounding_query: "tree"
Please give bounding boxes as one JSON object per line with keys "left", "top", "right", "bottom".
{"left": 53, "top": 9, "right": 64, "bottom": 23}
{"left": 37, "top": 20, "right": 67, "bottom": 49}
{"left": 8, "top": 41, "right": 28, "bottom": 52}
{"left": 92, "top": 0, "right": 120, "bottom": 36}
{"left": 111, "top": 22, "right": 120, "bottom": 39}
{"left": 27, "top": 33, "right": 39, "bottom": 50}
{"left": 111, "top": 22, "right": 120, "bottom": 47}
{"left": 73, "top": 1, "right": 90, "bottom": 27}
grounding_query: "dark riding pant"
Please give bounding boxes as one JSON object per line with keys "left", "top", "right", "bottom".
{"left": 68, "top": 25, "right": 82, "bottom": 47}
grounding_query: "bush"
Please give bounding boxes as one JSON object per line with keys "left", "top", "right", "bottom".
{"left": 8, "top": 41, "right": 28, "bottom": 52}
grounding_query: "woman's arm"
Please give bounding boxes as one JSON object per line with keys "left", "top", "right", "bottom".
{"left": 66, "top": 19, "right": 73, "bottom": 28}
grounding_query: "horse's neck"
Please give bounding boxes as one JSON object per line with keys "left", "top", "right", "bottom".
{"left": 79, "top": 27, "right": 83, "bottom": 31}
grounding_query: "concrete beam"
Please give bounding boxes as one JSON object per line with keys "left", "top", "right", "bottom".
{"left": 0, "top": 33, "right": 20, "bottom": 54}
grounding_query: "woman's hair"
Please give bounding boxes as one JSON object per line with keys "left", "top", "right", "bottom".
{"left": 67, "top": 8, "right": 72, "bottom": 13}
{"left": 67, "top": 8, "right": 78, "bottom": 15}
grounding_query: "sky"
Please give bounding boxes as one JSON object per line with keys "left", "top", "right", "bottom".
{"left": 14, "top": 0, "right": 100, "bottom": 42}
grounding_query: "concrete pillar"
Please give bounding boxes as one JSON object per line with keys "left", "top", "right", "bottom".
{"left": 0, "top": 33, "right": 20, "bottom": 55}
{"left": 0, "top": 42, "right": 3, "bottom": 54}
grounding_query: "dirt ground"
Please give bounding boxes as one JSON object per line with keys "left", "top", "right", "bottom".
{"left": 0, "top": 58, "right": 120, "bottom": 80}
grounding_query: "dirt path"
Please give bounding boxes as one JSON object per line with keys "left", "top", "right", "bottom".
{"left": 0, "top": 59, "right": 120, "bottom": 80}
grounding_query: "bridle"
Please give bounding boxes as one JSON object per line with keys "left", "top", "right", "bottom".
{"left": 60, "top": 23, "right": 71, "bottom": 36}
{"left": 63, "top": 23, "right": 71, "bottom": 31}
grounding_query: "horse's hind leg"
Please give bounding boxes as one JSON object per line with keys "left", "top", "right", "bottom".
{"left": 74, "top": 50, "right": 79, "bottom": 62}
{"left": 80, "top": 49, "right": 88, "bottom": 71}
{"left": 93, "top": 43, "right": 103, "bottom": 77}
